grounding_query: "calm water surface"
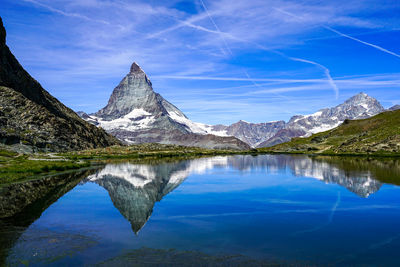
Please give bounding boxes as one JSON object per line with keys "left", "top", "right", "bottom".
{"left": 2, "top": 155, "right": 400, "bottom": 266}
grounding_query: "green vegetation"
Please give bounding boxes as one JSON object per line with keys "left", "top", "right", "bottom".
{"left": 60, "top": 143, "right": 256, "bottom": 161}
{"left": 260, "top": 110, "right": 400, "bottom": 156}
{"left": 312, "top": 156, "right": 400, "bottom": 186}
{"left": 0, "top": 150, "right": 90, "bottom": 185}
{"left": 2, "top": 109, "right": 400, "bottom": 186}
{"left": 0, "top": 144, "right": 256, "bottom": 185}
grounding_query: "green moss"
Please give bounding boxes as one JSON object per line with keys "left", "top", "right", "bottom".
{"left": 0, "top": 149, "right": 18, "bottom": 157}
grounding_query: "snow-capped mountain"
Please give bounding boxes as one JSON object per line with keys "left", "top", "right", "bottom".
{"left": 208, "top": 120, "right": 286, "bottom": 148}
{"left": 79, "top": 62, "right": 249, "bottom": 150}
{"left": 190, "top": 93, "right": 384, "bottom": 148}
{"left": 257, "top": 92, "right": 385, "bottom": 147}
{"left": 389, "top": 105, "right": 400, "bottom": 111}
{"left": 287, "top": 92, "right": 384, "bottom": 134}
{"left": 79, "top": 63, "right": 384, "bottom": 149}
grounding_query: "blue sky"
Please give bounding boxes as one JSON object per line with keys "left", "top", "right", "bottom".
{"left": 1, "top": 0, "right": 400, "bottom": 125}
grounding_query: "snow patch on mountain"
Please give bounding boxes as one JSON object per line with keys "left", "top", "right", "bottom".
{"left": 87, "top": 109, "right": 156, "bottom": 131}
{"left": 165, "top": 108, "right": 230, "bottom": 136}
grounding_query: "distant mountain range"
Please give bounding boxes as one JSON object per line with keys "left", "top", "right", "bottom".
{"left": 201, "top": 92, "right": 386, "bottom": 148}
{"left": 256, "top": 92, "right": 385, "bottom": 147}
{"left": 79, "top": 62, "right": 391, "bottom": 149}
{"left": 0, "top": 17, "right": 120, "bottom": 152}
{"left": 261, "top": 108, "right": 400, "bottom": 155}
{"left": 78, "top": 62, "right": 249, "bottom": 150}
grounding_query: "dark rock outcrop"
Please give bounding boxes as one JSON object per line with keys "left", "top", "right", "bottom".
{"left": 0, "top": 17, "right": 120, "bottom": 152}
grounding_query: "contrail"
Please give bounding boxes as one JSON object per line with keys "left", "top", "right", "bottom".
{"left": 324, "top": 26, "right": 400, "bottom": 59}
{"left": 336, "top": 231, "right": 400, "bottom": 264}
{"left": 274, "top": 7, "right": 400, "bottom": 59}
{"left": 293, "top": 191, "right": 341, "bottom": 235}
{"left": 197, "top": 0, "right": 334, "bottom": 102}
{"left": 290, "top": 57, "right": 339, "bottom": 99}
{"left": 328, "top": 191, "right": 341, "bottom": 223}
{"left": 198, "top": 0, "right": 292, "bottom": 103}
{"left": 243, "top": 70, "right": 292, "bottom": 102}
{"left": 369, "top": 233, "right": 400, "bottom": 250}
{"left": 149, "top": 3, "right": 340, "bottom": 99}
{"left": 21, "top": 0, "right": 110, "bottom": 25}
{"left": 199, "top": 0, "right": 233, "bottom": 55}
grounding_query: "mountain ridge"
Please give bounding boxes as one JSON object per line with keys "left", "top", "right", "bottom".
{"left": 80, "top": 62, "right": 250, "bottom": 150}
{"left": 79, "top": 74, "right": 385, "bottom": 150}
{"left": 260, "top": 109, "right": 400, "bottom": 155}
{"left": 0, "top": 17, "right": 121, "bottom": 152}
{"left": 192, "top": 92, "right": 385, "bottom": 148}
{"left": 256, "top": 92, "right": 385, "bottom": 147}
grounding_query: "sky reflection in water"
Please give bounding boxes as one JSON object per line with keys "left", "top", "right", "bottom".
{"left": 4, "top": 155, "right": 400, "bottom": 266}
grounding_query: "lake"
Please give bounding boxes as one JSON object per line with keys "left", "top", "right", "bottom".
{"left": 1, "top": 154, "right": 400, "bottom": 266}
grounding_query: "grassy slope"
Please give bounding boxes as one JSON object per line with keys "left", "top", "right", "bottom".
{"left": 259, "top": 110, "right": 400, "bottom": 156}
{"left": 0, "top": 149, "right": 90, "bottom": 185}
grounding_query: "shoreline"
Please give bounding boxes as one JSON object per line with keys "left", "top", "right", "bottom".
{"left": 2, "top": 144, "right": 400, "bottom": 186}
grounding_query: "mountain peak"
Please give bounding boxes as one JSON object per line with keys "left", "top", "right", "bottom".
{"left": 348, "top": 92, "right": 371, "bottom": 100}
{"left": 94, "top": 62, "right": 157, "bottom": 120}
{"left": 344, "top": 92, "right": 380, "bottom": 107}
{"left": 389, "top": 105, "right": 400, "bottom": 111}
{"left": 357, "top": 92, "right": 368, "bottom": 97}
{"left": 130, "top": 62, "right": 144, "bottom": 74}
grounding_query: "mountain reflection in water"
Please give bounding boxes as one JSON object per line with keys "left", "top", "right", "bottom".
{"left": 2, "top": 155, "right": 400, "bottom": 266}
{"left": 79, "top": 155, "right": 397, "bottom": 234}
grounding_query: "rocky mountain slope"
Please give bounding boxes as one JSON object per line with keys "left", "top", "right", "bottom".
{"left": 80, "top": 62, "right": 249, "bottom": 150}
{"left": 191, "top": 93, "right": 384, "bottom": 148}
{"left": 79, "top": 60, "right": 383, "bottom": 150}
{"left": 260, "top": 109, "right": 400, "bottom": 155}
{"left": 389, "top": 105, "right": 400, "bottom": 111}
{"left": 255, "top": 92, "right": 384, "bottom": 147}
{"left": 210, "top": 120, "right": 286, "bottom": 147}
{"left": 0, "top": 17, "right": 120, "bottom": 152}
